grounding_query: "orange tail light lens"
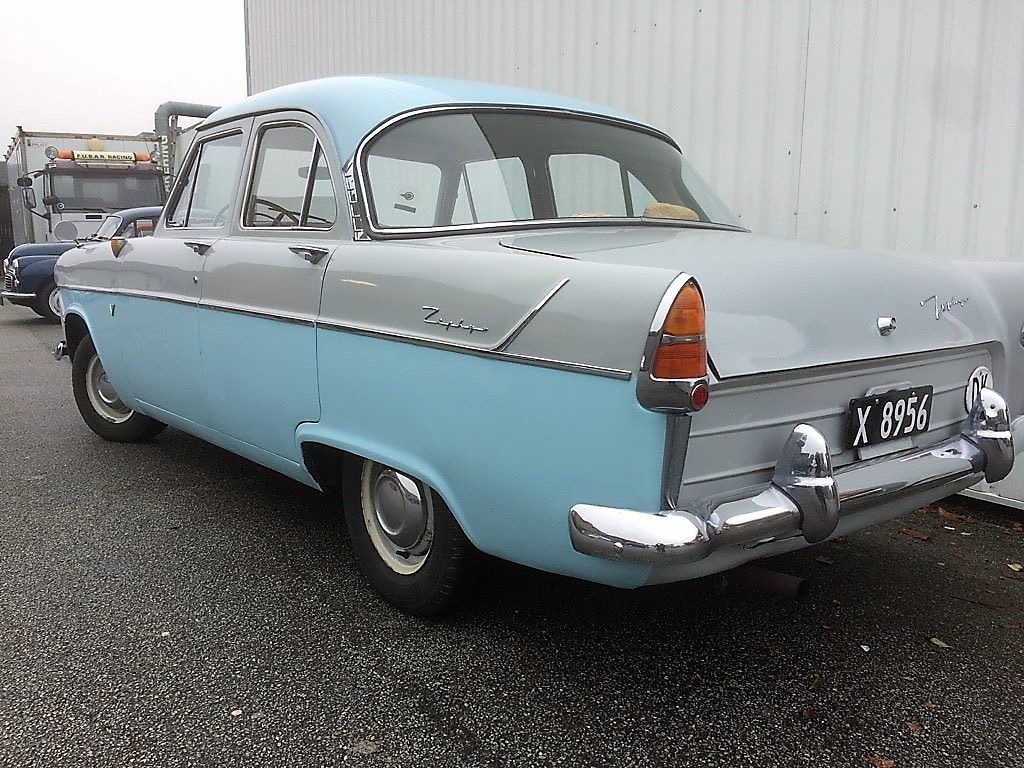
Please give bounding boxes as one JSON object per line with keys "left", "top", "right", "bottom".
{"left": 652, "top": 281, "right": 707, "bottom": 380}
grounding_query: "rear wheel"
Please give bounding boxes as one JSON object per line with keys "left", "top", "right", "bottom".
{"left": 71, "top": 335, "right": 165, "bottom": 442}
{"left": 33, "top": 280, "right": 61, "bottom": 322}
{"left": 343, "top": 458, "right": 471, "bottom": 616}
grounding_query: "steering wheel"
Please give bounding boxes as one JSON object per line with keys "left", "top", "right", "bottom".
{"left": 254, "top": 197, "right": 300, "bottom": 227}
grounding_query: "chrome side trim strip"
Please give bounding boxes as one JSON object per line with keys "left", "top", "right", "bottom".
{"left": 199, "top": 300, "right": 316, "bottom": 326}
{"left": 63, "top": 284, "right": 198, "bottom": 308}
{"left": 316, "top": 318, "right": 632, "bottom": 380}
{"left": 60, "top": 285, "right": 630, "bottom": 380}
{"left": 492, "top": 277, "right": 570, "bottom": 352}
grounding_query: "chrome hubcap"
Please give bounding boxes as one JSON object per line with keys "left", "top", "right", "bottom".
{"left": 361, "top": 462, "right": 433, "bottom": 574}
{"left": 47, "top": 287, "right": 61, "bottom": 317}
{"left": 85, "top": 355, "right": 133, "bottom": 424}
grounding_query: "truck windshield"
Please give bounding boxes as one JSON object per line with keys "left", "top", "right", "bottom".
{"left": 48, "top": 171, "right": 163, "bottom": 212}
{"left": 360, "top": 110, "right": 741, "bottom": 233}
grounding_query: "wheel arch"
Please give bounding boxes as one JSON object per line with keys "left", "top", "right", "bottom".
{"left": 296, "top": 426, "right": 481, "bottom": 548}
{"left": 63, "top": 311, "right": 92, "bottom": 361}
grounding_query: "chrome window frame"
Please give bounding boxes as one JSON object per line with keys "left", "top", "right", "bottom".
{"left": 352, "top": 104, "right": 748, "bottom": 240}
{"left": 163, "top": 127, "right": 247, "bottom": 231}
{"left": 238, "top": 118, "right": 339, "bottom": 233}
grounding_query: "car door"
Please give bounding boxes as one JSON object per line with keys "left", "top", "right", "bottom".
{"left": 197, "top": 115, "right": 340, "bottom": 461}
{"left": 115, "top": 122, "right": 250, "bottom": 422}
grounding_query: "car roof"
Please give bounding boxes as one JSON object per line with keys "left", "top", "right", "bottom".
{"left": 202, "top": 74, "right": 651, "bottom": 161}
{"left": 112, "top": 206, "right": 163, "bottom": 220}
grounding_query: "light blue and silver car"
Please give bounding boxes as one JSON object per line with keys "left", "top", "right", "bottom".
{"left": 54, "top": 76, "right": 1024, "bottom": 615}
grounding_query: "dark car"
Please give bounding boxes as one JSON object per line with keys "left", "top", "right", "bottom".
{"left": 2, "top": 206, "right": 162, "bottom": 322}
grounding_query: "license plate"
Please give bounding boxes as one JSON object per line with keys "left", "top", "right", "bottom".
{"left": 848, "top": 386, "right": 933, "bottom": 448}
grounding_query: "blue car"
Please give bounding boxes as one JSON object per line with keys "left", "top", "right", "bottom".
{"left": 2, "top": 206, "right": 161, "bottom": 322}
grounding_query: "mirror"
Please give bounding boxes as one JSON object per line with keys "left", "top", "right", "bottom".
{"left": 42, "top": 195, "right": 59, "bottom": 207}
{"left": 54, "top": 221, "right": 78, "bottom": 242}
{"left": 16, "top": 176, "right": 33, "bottom": 188}
{"left": 298, "top": 165, "right": 332, "bottom": 180}
{"left": 22, "top": 188, "right": 37, "bottom": 209}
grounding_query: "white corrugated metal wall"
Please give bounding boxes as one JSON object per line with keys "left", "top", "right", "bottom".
{"left": 244, "top": 0, "right": 1024, "bottom": 261}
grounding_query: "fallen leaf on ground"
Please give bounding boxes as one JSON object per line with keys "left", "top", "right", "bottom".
{"left": 951, "top": 551, "right": 966, "bottom": 561}
{"left": 1011, "top": 522, "right": 1024, "bottom": 534}
{"left": 869, "top": 755, "right": 896, "bottom": 768}
{"left": 1005, "top": 622, "right": 1022, "bottom": 630}
{"left": 906, "top": 720, "right": 923, "bottom": 734}
{"left": 800, "top": 708, "right": 820, "bottom": 721}
{"left": 930, "top": 637, "right": 951, "bottom": 649}
{"left": 923, "top": 698, "right": 937, "bottom": 709}
{"left": 1008, "top": 563, "right": 1023, "bottom": 572}
{"left": 938, "top": 508, "right": 968, "bottom": 525}
{"left": 810, "top": 674, "right": 823, "bottom": 690}
{"left": 900, "top": 527, "right": 931, "bottom": 541}
{"left": 347, "top": 741, "right": 380, "bottom": 756}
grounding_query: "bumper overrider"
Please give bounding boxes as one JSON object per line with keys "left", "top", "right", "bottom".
{"left": 570, "top": 387, "right": 1024, "bottom": 566}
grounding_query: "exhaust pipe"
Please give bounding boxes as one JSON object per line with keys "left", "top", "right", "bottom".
{"left": 725, "top": 564, "right": 810, "bottom": 602}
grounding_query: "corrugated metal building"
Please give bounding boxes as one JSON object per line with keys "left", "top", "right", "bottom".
{"left": 244, "top": 0, "right": 1024, "bottom": 262}
{"left": 243, "top": 0, "right": 1024, "bottom": 506}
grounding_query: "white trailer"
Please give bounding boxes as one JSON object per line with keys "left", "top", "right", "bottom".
{"left": 4, "top": 129, "right": 164, "bottom": 245}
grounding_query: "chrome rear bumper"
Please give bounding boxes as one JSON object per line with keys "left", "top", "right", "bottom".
{"left": 570, "top": 387, "right": 1023, "bottom": 566}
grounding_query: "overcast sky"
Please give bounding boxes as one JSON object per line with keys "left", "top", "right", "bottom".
{"left": 0, "top": 0, "right": 247, "bottom": 140}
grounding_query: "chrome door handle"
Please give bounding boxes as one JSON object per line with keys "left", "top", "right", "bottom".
{"left": 184, "top": 240, "right": 211, "bottom": 255}
{"left": 289, "top": 245, "right": 330, "bottom": 265}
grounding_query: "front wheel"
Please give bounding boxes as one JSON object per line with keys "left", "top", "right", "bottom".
{"left": 71, "top": 335, "right": 166, "bottom": 442}
{"left": 33, "top": 280, "right": 61, "bottom": 323}
{"left": 343, "top": 458, "right": 471, "bottom": 616}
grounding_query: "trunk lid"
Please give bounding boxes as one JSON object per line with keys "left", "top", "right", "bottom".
{"left": 500, "top": 227, "right": 1000, "bottom": 379}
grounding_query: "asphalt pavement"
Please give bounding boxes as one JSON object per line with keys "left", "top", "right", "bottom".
{"left": 1, "top": 305, "right": 1022, "bottom": 768}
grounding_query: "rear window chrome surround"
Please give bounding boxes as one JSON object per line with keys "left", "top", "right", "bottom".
{"left": 350, "top": 104, "right": 749, "bottom": 241}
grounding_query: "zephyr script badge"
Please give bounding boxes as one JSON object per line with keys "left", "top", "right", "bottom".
{"left": 920, "top": 294, "right": 969, "bottom": 320}
{"left": 422, "top": 306, "right": 488, "bottom": 334}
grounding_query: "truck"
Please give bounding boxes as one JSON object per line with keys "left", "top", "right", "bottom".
{"left": 4, "top": 129, "right": 166, "bottom": 246}
{"left": 1, "top": 104, "right": 217, "bottom": 321}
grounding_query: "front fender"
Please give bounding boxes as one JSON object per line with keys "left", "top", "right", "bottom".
{"left": 16, "top": 258, "right": 57, "bottom": 294}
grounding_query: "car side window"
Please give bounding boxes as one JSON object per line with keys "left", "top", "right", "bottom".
{"left": 166, "top": 132, "right": 245, "bottom": 228}
{"left": 243, "top": 124, "right": 337, "bottom": 229}
{"left": 549, "top": 153, "right": 628, "bottom": 217}
{"left": 366, "top": 155, "right": 441, "bottom": 228}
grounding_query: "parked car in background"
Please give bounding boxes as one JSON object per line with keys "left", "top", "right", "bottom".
{"left": 3, "top": 206, "right": 160, "bottom": 321}
{"left": 53, "top": 76, "right": 1024, "bottom": 615}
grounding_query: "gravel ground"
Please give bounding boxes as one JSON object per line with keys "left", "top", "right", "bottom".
{"left": 1, "top": 306, "right": 1022, "bottom": 768}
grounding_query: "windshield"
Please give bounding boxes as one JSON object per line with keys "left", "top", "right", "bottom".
{"left": 48, "top": 171, "right": 164, "bottom": 212}
{"left": 92, "top": 215, "right": 122, "bottom": 239}
{"left": 361, "top": 110, "right": 740, "bottom": 233}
